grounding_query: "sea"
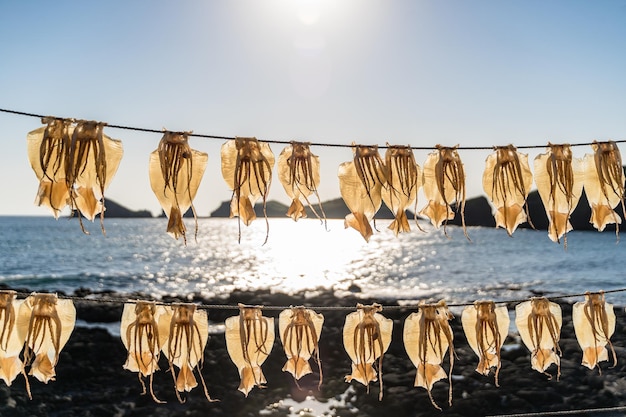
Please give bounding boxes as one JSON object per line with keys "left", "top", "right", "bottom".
{"left": 1, "top": 215, "right": 624, "bottom": 307}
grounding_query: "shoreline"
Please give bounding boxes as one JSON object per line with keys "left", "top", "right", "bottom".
{"left": 1, "top": 287, "right": 626, "bottom": 416}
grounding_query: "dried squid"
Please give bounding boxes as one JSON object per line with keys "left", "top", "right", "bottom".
{"left": 221, "top": 137, "right": 275, "bottom": 244}
{"left": 278, "top": 307, "right": 324, "bottom": 388}
{"left": 277, "top": 142, "right": 326, "bottom": 224}
{"left": 65, "top": 120, "right": 124, "bottom": 234}
{"left": 26, "top": 118, "right": 73, "bottom": 218}
{"left": 381, "top": 144, "right": 423, "bottom": 235}
{"left": 338, "top": 145, "right": 387, "bottom": 242}
{"left": 121, "top": 301, "right": 167, "bottom": 403}
{"left": 149, "top": 131, "right": 208, "bottom": 244}
{"left": 582, "top": 141, "right": 626, "bottom": 235}
{"left": 461, "top": 301, "right": 509, "bottom": 386}
{"left": 16, "top": 293, "right": 75, "bottom": 397}
{"left": 482, "top": 145, "right": 534, "bottom": 235}
{"left": 343, "top": 303, "right": 392, "bottom": 400}
{"left": 420, "top": 145, "right": 468, "bottom": 239}
{"left": 533, "top": 143, "right": 583, "bottom": 245}
{"left": 404, "top": 301, "right": 454, "bottom": 409}
{"left": 515, "top": 298, "right": 562, "bottom": 379}
{"left": 158, "top": 303, "right": 215, "bottom": 402}
{"left": 225, "top": 304, "right": 274, "bottom": 396}
{"left": 572, "top": 292, "right": 616, "bottom": 372}
{"left": 0, "top": 290, "right": 26, "bottom": 387}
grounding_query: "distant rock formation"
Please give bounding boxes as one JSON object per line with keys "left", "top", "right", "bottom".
{"left": 102, "top": 199, "right": 153, "bottom": 218}
{"left": 209, "top": 191, "right": 625, "bottom": 233}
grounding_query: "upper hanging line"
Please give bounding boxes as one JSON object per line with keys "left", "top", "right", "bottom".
{"left": 9, "top": 287, "right": 626, "bottom": 311}
{"left": 1, "top": 107, "right": 623, "bottom": 150}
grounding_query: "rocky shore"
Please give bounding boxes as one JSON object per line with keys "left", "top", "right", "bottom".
{"left": 1, "top": 287, "right": 626, "bottom": 417}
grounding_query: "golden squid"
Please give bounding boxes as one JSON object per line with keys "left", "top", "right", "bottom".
{"left": 461, "top": 301, "right": 509, "bottom": 386}
{"left": 420, "top": 145, "right": 469, "bottom": 239}
{"left": 158, "top": 303, "right": 216, "bottom": 403}
{"left": 26, "top": 118, "right": 73, "bottom": 218}
{"left": 221, "top": 137, "right": 275, "bottom": 244}
{"left": 277, "top": 142, "right": 326, "bottom": 224}
{"left": 404, "top": 301, "right": 454, "bottom": 410}
{"left": 338, "top": 145, "right": 387, "bottom": 242}
{"left": 278, "top": 307, "right": 324, "bottom": 388}
{"left": 121, "top": 301, "right": 167, "bottom": 403}
{"left": 572, "top": 292, "right": 616, "bottom": 372}
{"left": 66, "top": 120, "right": 124, "bottom": 234}
{"left": 515, "top": 298, "right": 562, "bottom": 379}
{"left": 0, "top": 290, "right": 26, "bottom": 387}
{"left": 225, "top": 304, "right": 274, "bottom": 396}
{"left": 582, "top": 141, "right": 626, "bottom": 236}
{"left": 343, "top": 303, "right": 392, "bottom": 401}
{"left": 482, "top": 145, "right": 534, "bottom": 235}
{"left": 533, "top": 143, "right": 583, "bottom": 245}
{"left": 16, "top": 293, "right": 75, "bottom": 398}
{"left": 381, "top": 144, "right": 422, "bottom": 236}
{"left": 149, "top": 131, "right": 208, "bottom": 244}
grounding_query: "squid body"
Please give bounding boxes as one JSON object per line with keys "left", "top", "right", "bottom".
{"left": 17, "top": 293, "right": 75, "bottom": 390}
{"left": 221, "top": 137, "right": 275, "bottom": 243}
{"left": 279, "top": 307, "right": 324, "bottom": 386}
{"left": 381, "top": 145, "right": 422, "bottom": 236}
{"left": 149, "top": 131, "right": 208, "bottom": 243}
{"left": 420, "top": 146, "right": 468, "bottom": 238}
{"left": 277, "top": 142, "right": 325, "bottom": 223}
{"left": 482, "top": 145, "right": 533, "bottom": 235}
{"left": 0, "top": 291, "right": 25, "bottom": 387}
{"left": 225, "top": 305, "right": 274, "bottom": 396}
{"left": 461, "top": 301, "right": 509, "bottom": 385}
{"left": 338, "top": 145, "right": 387, "bottom": 242}
{"left": 534, "top": 144, "right": 583, "bottom": 244}
{"left": 582, "top": 141, "right": 625, "bottom": 234}
{"left": 572, "top": 292, "right": 617, "bottom": 371}
{"left": 404, "top": 301, "right": 454, "bottom": 409}
{"left": 515, "top": 298, "right": 562, "bottom": 379}
{"left": 343, "top": 303, "right": 392, "bottom": 400}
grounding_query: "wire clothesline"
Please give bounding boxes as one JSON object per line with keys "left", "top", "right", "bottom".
{"left": 1, "top": 107, "right": 624, "bottom": 150}
{"left": 9, "top": 287, "right": 626, "bottom": 311}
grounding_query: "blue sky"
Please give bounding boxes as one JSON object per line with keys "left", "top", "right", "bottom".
{"left": 1, "top": 0, "right": 625, "bottom": 216}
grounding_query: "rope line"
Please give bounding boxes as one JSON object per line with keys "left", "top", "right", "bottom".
{"left": 487, "top": 405, "right": 626, "bottom": 417}
{"left": 9, "top": 287, "right": 626, "bottom": 311}
{"left": 1, "top": 107, "right": 623, "bottom": 150}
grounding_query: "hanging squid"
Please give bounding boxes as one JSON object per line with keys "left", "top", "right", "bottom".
{"left": 65, "top": 120, "right": 124, "bottom": 234}
{"left": 26, "top": 118, "right": 73, "bottom": 218}
{"left": 158, "top": 303, "right": 216, "bottom": 403}
{"left": 482, "top": 145, "right": 534, "bottom": 235}
{"left": 121, "top": 301, "right": 167, "bottom": 403}
{"left": 420, "top": 145, "right": 469, "bottom": 239}
{"left": 225, "top": 304, "right": 274, "bottom": 396}
{"left": 533, "top": 143, "right": 583, "bottom": 245}
{"left": 572, "top": 292, "right": 617, "bottom": 372}
{"left": 149, "top": 131, "right": 208, "bottom": 244}
{"left": 582, "top": 141, "right": 626, "bottom": 236}
{"left": 403, "top": 301, "right": 454, "bottom": 410}
{"left": 461, "top": 301, "right": 509, "bottom": 386}
{"left": 343, "top": 303, "right": 392, "bottom": 401}
{"left": 277, "top": 142, "right": 326, "bottom": 224}
{"left": 16, "top": 293, "right": 75, "bottom": 398}
{"left": 338, "top": 145, "right": 387, "bottom": 242}
{"left": 0, "top": 290, "right": 26, "bottom": 387}
{"left": 278, "top": 306, "right": 324, "bottom": 388}
{"left": 515, "top": 297, "right": 562, "bottom": 379}
{"left": 221, "top": 137, "right": 275, "bottom": 244}
{"left": 381, "top": 144, "right": 423, "bottom": 236}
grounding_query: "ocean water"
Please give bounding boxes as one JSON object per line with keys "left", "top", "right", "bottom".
{"left": 1, "top": 215, "right": 625, "bottom": 307}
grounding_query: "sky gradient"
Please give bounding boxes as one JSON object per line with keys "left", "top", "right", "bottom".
{"left": 1, "top": 0, "right": 625, "bottom": 216}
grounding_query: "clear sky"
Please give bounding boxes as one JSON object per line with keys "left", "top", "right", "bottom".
{"left": 1, "top": 0, "right": 625, "bottom": 216}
